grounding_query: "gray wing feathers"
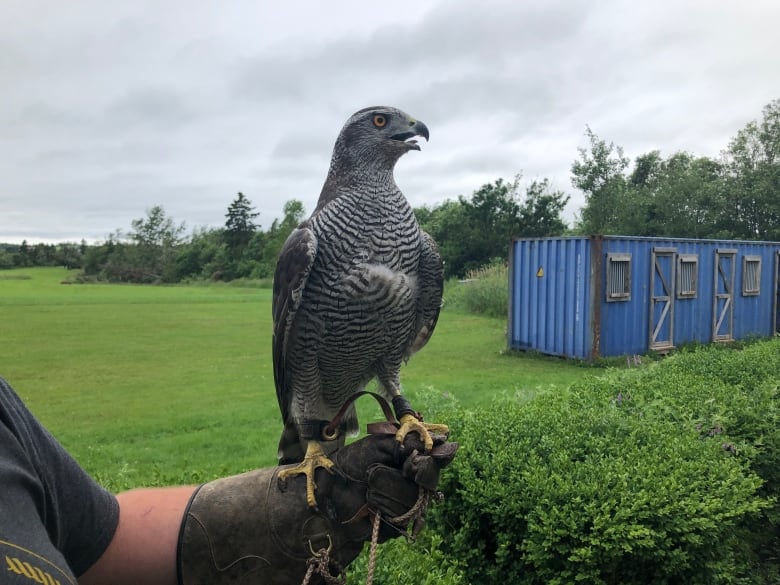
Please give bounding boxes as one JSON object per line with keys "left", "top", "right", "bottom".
{"left": 272, "top": 224, "right": 318, "bottom": 423}
{"left": 408, "top": 230, "right": 444, "bottom": 356}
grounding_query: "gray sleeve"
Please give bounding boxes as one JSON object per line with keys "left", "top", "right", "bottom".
{"left": 0, "top": 377, "right": 120, "bottom": 576}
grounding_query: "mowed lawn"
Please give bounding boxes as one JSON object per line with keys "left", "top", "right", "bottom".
{"left": 0, "top": 267, "right": 586, "bottom": 491}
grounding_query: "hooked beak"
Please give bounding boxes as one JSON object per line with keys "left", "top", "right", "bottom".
{"left": 391, "top": 118, "right": 429, "bottom": 151}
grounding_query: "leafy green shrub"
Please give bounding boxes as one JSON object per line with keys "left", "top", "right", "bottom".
{"left": 431, "top": 342, "right": 779, "bottom": 584}
{"left": 579, "top": 341, "right": 780, "bottom": 497}
{"left": 347, "top": 533, "right": 465, "bottom": 585}
{"left": 575, "top": 339, "right": 780, "bottom": 573}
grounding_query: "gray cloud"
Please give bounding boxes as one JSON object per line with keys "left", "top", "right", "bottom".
{"left": 1, "top": 0, "right": 779, "bottom": 243}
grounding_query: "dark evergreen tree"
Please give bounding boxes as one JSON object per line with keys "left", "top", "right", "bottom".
{"left": 14, "top": 240, "right": 32, "bottom": 267}
{"left": 224, "top": 192, "right": 259, "bottom": 256}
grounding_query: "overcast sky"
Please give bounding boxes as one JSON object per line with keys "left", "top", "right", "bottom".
{"left": 1, "top": 0, "right": 779, "bottom": 244}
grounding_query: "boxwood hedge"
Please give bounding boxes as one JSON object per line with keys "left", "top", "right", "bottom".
{"left": 345, "top": 340, "right": 780, "bottom": 583}
{"left": 427, "top": 339, "right": 780, "bottom": 584}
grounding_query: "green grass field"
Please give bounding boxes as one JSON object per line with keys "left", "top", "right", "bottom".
{"left": 0, "top": 267, "right": 586, "bottom": 491}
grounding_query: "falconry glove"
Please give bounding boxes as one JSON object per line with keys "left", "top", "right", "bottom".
{"left": 177, "top": 428, "right": 457, "bottom": 585}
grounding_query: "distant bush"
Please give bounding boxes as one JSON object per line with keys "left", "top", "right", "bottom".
{"left": 429, "top": 340, "right": 780, "bottom": 584}
{"left": 0, "top": 273, "right": 32, "bottom": 280}
{"left": 444, "top": 260, "right": 507, "bottom": 318}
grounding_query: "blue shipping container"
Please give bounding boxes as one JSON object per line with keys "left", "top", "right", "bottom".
{"left": 508, "top": 235, "right": 780, "bottom": 359}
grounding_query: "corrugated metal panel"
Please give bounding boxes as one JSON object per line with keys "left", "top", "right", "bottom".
{"left": 669, "top": 241, "right": 712, "bottom": 343}
{"left": 729, "top": 241, "right": 776, "bottom": 340}
{"left": 508, "top": 237, "right": 591, "bottom": 359}
{"left": 775, "top": 251, "right": 780, "bottom": 335}
{"left": 598, "top": 236, "right": 780, "bottom": 356}
{"left": 598, "top": 238, "right": 648, "bottom": 356}
{"left": 509, "top": 235, "right": 780, "bottom": 359}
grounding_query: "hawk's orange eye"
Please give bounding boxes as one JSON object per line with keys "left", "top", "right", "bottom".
{"left": 373, "top": 114, "right": 387, "bottom": 128}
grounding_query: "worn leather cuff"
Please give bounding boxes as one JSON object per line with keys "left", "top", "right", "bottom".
{"left": 391, "top": 395, "right": 417, "bottom": 420}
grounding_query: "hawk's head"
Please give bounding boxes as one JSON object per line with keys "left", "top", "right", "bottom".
{"left": 334, "top": 106, "right": 429, "bottom": 169}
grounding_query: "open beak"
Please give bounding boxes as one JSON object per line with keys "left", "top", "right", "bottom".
{"left": 391, "top": 119, "right": 429, "bottom": 151}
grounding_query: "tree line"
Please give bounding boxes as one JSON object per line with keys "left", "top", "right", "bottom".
{"left": 1, "top": 178, "right": 569, "bottom": 282}
{"left": 0, "top": 240, "right": 86, "bottom": 270}
{"left": 2, "top": 98, "right": 777, "bottom": 281}
{"left": 0, "top": 193, "right": 306, "bottom": 283}
{"left": 572, "top": 98, "right": 780, "bottom": 240}
{"left": 77, "top": 195, "right": 306, "bottom": 284}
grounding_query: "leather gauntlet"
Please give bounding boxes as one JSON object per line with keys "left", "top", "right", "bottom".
{"left": 177, "top": 429, "right": 457, "bottom": 585}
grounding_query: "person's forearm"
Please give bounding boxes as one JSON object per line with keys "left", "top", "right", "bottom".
{"left": 79, "top": 485, "right": 196, "bottom": 585}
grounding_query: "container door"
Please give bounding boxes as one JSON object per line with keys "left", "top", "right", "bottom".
{"left": 649, "top": 247, "right": 676, "bottom": 351}
{"left": 713, "top": 249, "right": 736, "bottom": 342}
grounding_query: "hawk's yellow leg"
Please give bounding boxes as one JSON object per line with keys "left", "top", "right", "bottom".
{"left": 278, "top": 441, "right": 335, "bottom": 508}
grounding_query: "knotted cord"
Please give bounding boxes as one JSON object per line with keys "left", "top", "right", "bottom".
{"left": 299, "top": 486, "right": 434, "bottom": 585}
{"left": 301, "top": 546, "right": 345, "bottom": 585}
{"left": 364, "top": 486, "right": 434, "bottom": 585}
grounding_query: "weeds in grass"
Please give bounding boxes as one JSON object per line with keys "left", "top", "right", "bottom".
{"left": 444, "top": 261, "right": 508, "bottom": 318}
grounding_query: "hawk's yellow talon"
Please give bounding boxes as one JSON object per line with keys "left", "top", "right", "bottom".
{"left": 396, "top": 413, "right": 449, "bottom": 451}
{"left": 278, "top": 442, "right": 335, "bottom": 508}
